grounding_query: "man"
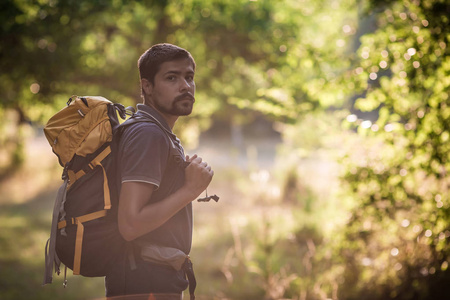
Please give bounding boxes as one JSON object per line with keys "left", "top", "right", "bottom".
{"left": 105, "top": 43, "right": 214, "bottom": 299}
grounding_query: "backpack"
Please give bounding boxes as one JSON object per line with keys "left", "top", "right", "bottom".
{"left": 42, "top": 95, "right": 129, "bottom": 286}
{"left": 42, "top": 95, "right": 190, "bottom": 286}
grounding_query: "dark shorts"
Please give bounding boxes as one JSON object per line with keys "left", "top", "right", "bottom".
{"left": 105, "top": 248, "right": 188, "bottom": 297}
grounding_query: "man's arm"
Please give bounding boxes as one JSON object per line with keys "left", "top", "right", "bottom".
{"left": 118, "top": 155, "right": 213, "bottom": 241}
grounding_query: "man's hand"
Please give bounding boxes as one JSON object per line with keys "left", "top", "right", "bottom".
{"left": 118, "top": 154, "right": 214, "bottom": 241}
{"left": 183, "top": 154, "right": 214, "bottom": 199}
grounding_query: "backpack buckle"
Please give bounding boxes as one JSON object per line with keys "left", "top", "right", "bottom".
{"left": 61, "top": 164, "right": 69, "bottom": 181}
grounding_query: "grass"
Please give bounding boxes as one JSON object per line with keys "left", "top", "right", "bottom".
{"left": 0, "top": 190, "right": 107, "bottom": 300}
{"left": 0, "top": 135, "right": 106, "bottom": 300}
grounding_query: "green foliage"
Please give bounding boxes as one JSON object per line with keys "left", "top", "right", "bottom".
{"left": 0, "top": 0, "right": 357, "bottom": 128}
{"left": 336, "top": 0, "right": 450, "bottom": 298}
{"left": 1, "top": 0, "right": 355, "bottom": 160}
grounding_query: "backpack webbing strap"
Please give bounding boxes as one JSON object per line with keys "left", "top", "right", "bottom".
{"left": 94, "top": 160, "right": 111, "bottom": 210}
{"left": 73, "top": 209, "right": 108, "bottom": 274}
{"left": 43, "top": 178, "right": 68, "bottom": 285}
{"left": 183, "top": 257, "right": 197, "bottom": 300}
{"left": 67, "top": 146, "right": 112, "bottom": 210}
{"left": 67, "top": 145, "right": 111, "bottom": 184}
{"left": 57, "top": 209, "right": 107, "bottom": 229}
{"left": 56, "top": 209, "right": 108, "bottom": 275}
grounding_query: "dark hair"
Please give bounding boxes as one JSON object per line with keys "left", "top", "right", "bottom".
{"left": 138, "top": 43, "right": 196, "bottom": 88}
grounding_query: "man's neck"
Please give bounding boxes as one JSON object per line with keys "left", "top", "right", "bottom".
{"left": 142, "top": 102, "right": 178, "bottom": 130}
{"left": 156, "top": 109, "right": 178, "bottom": 130}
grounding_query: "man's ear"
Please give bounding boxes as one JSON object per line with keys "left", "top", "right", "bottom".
{"left": 141, "top": 78, "right": 153, "bottom": 98}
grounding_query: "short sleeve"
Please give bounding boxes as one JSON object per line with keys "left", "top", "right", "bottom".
{"left": 119, "top": 123, "right": 169, "bottom": 188}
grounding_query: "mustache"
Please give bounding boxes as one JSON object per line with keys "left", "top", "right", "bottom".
{"left": 174, "top": 93, "right": 195, "bottom": 103}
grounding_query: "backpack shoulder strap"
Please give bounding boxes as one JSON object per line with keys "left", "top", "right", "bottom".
{"left": 118, "top": 115, "right": 189, "bottom": 169}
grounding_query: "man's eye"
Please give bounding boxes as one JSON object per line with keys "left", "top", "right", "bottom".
{"left": 167, "top": 76, "right": 176, "bottom": 81}
{"left": 186, "top": 76, "right": 194, "bottom": 81}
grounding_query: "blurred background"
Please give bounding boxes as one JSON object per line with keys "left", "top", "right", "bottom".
{"left": 0, "top": 0, "right": 449, "bottom": 299}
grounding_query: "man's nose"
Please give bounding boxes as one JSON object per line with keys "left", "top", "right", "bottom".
{"left": 179, "top": 78, "right": 192, "bottom": 91}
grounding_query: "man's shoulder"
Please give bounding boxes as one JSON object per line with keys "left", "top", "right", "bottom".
{"left": 122, "top": 120, "right": 166, "bottom": 136}
{"left": 120, "top": 121, "right": 169, "bottom": 147}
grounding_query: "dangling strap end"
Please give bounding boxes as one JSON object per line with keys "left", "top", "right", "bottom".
{"left": 63, "top": 266, "right": 68, "bottom": 288}
{"left": 183, "top": 257, "right": 196, "bottom": 300}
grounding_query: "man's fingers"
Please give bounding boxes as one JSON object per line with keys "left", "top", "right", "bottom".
{"left": 189, "top": 156, "right": 205, "bottom": 165}
{"left": 186, "top": 154, "right": 198, "bottom": 162}
{"left": 186, "top": 155, "right": 213, "bottom": 176}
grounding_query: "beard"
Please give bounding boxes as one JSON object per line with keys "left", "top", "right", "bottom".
{"left": 154, "top": 93, "right": 195, "bottom": 116}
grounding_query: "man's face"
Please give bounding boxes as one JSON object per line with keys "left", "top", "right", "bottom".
{"left": 145, "top": 58, "right": 196, "bottom": 117}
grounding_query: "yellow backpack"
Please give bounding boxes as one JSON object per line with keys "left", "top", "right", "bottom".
{"left": 43, "top": 96, "right": 128, "bottom": 286}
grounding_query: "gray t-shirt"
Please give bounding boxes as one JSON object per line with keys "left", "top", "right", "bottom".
{"left": 117, "top": 104, "right": 192, "bottom": 254}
